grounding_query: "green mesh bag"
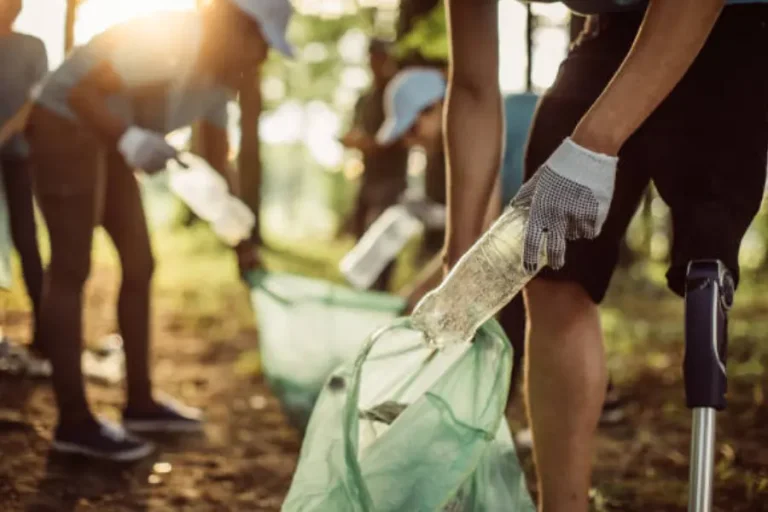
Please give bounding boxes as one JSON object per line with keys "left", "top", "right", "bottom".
{"left": 282, "top": 319, "right": 535, "bottom": 511}
{"left": 248, "top": 270, "right": 406, "bottom": 430}
{"left": 0, "top": 178, "right": 12, "bottom": 290}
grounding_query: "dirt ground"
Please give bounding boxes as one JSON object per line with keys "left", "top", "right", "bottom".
{"left": 1, "top": 260, "right": 768, "bottom": 511}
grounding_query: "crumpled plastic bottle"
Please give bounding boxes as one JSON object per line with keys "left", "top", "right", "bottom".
{"left": 411, "top": 204, "right": 545, "bottom": 347}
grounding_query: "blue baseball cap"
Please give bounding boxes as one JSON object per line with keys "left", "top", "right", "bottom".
{"left": 376, "top": 68, "right": 446, "bottom": 145}
{"left": 230, "top": 0, "right": 295, "bottom": 58}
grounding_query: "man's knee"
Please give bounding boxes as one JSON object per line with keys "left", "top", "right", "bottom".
{"left": 524, "top": 277, "right": 596, "bottom": 326}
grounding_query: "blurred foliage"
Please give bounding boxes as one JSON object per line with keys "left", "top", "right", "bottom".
{"left": 262, "top": 12, "right": 373, "bottom": 109}
{"left": 395, "top": 1, "right": 448, "bottom": 63}
{"left": 257, "top": 0, "right": 450, "bottom": 111}
{"left": 396, "top": 0, "right": 441, "bottom": 39}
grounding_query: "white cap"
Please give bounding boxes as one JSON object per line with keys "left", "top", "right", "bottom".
{"left": 376, "top": 68, "right": 446, "bottom": 145}
{"left": 229, "top": 0, "right": 295, "bottom": 58}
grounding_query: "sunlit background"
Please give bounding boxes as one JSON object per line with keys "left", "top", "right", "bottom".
{"left": 23, "top": 0, "right": 767, "bottom": 271}
{"left": 15, "top": 0, "right": 569, "bottom": 150}
{"left": 13, "top": 0, "right": 572, "bottom": 241}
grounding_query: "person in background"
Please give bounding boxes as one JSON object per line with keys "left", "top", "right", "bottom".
{"left": 0, "top": 0, "right": 49, "bottom": 376}
{"left": 339, "top": 39, "right": 409, "bottom": 291}
{"left": 375, "top": 68, "right": 449, "bottom": 274}
{"left": 25, "top": 0, "right": 294, "bottom": 461}
{"left": 445, "top": 0, "right": 767, "bottom": 510}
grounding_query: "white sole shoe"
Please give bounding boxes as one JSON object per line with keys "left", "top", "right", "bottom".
{"left": 51, "top": 439, "right": 154, "bottom": 462}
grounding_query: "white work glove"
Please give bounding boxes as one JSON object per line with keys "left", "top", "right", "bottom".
{"left": 511, "top": 137, "right": 618, "bottom": 271}
{"left": 117, "top": 126, "right": 177, "bottom": 173}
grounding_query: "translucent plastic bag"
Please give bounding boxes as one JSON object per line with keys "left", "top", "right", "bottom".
{"left": 283, "top": 319, "right": 534, "bottom": 512}
{"left": 0, "top": 176, "right": 12, "bottom": 290}
{"left": 247, "top": 271, "right": 406, "bottom": 430}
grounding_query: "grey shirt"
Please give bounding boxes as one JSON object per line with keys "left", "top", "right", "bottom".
{"left": 0, "top": 32, "right": 48, "bottom": 159}
{"left": 33, "top": 11, "right": 231, "bottom": 136}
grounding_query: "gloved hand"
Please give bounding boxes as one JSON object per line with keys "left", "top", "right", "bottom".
{"left": 117, "top": 126, "right": 177, "bottom": 173}
{"left": 512, "top": 137, "right": 618, "bottom": 271}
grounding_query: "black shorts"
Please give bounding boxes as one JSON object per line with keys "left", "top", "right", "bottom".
{"left": 524, "top": 6, "right": 768, "bottom": 303}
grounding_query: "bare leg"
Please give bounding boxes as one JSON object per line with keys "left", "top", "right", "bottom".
{"left": 100, "top": 153, "right": 155, "bottom": 410}
{"left": 2, "top": 160, "right": 44, "bottom": 349}
{"left": 524, "top": 278, "right": 607, "bottom": 512}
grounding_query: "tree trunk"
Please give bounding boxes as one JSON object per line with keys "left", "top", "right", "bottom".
{"left": 238, "top": 68, "right": 263, "bottom": 245}
{"left": 525, "top": 6, "right": 534, "bottom": 92}
{"left": 64, "top": 0, "right": 77, "bottom": 53}
{"left": 190, "top": 0, "right": 205, "bottom": 154}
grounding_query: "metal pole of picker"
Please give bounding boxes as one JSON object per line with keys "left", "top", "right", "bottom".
{"left": 684, "top": 260, "right": 733, "bottom": 512}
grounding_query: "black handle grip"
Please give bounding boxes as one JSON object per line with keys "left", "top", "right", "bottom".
{"left": 684, "top": 260, "right": 732, "bottom": 411}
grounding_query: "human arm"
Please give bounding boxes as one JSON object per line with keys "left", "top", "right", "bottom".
{"left": 339, "top": 93, "right": 393, "bottom": 154}
{"left": 444, "top": 0, "right": 726, "bottom": 268}
{"left": 570, "top": 0, "right": 726, "bottom": 154}
{"left": 198, "top": 119, "right": 237, "bottom": 193}
{"left": 339, "top": 128, "right": 380, "bottom": 153}
{"left": 443, "top": 0, "right": 504, "bottom": 268}
{"left": 198, "top": 110, "right": 262, "bottom": 272}
{"left": 517, "top": 0, "right": 726, "bottom": 269}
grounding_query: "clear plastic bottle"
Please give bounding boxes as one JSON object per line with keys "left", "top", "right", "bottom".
{"left": 410, "top": 205, "right": 544, "bottom": 347}
{"left": 210, "top": 196, "right": 257, "bottom": 247}
{"left": 167, "top": 152, "right": 255, "bottom": 246}
{"left": 340, "top": 205, "right": 423, "bottom": 290}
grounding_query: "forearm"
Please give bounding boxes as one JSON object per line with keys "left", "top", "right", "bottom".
{"left": 199, "top": 122, "right": 237, "bottom": 194}
{"left": 443, "top": 0, "right": 503, "bottom": 266}
{"left": 444, "top": 85, "right": 503, "bottom": 265}
{"left": 572, "top": 0, "right": 725, "bottom": 155}
{"left": 341, "top": 129, "right": 380, "bottom": 154}
{"left": 482, "top": 176, "right": 503, "bottom": 231}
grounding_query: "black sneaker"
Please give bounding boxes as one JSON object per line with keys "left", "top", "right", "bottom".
{"left": 123, "top": 394, "right": 203, "bottom": 433}
{"left": 52, "top": 419, "right": 154, "bottom": 462}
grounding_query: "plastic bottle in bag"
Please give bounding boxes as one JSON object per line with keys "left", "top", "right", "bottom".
{"left": 166, "top": 152, "right": 255, "bottom": 246}
{"left": 340, "top": 205, "right": 423, "bottom": 290}
{"left": 411, "top": 204, "right": 544, "bottom": 347}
